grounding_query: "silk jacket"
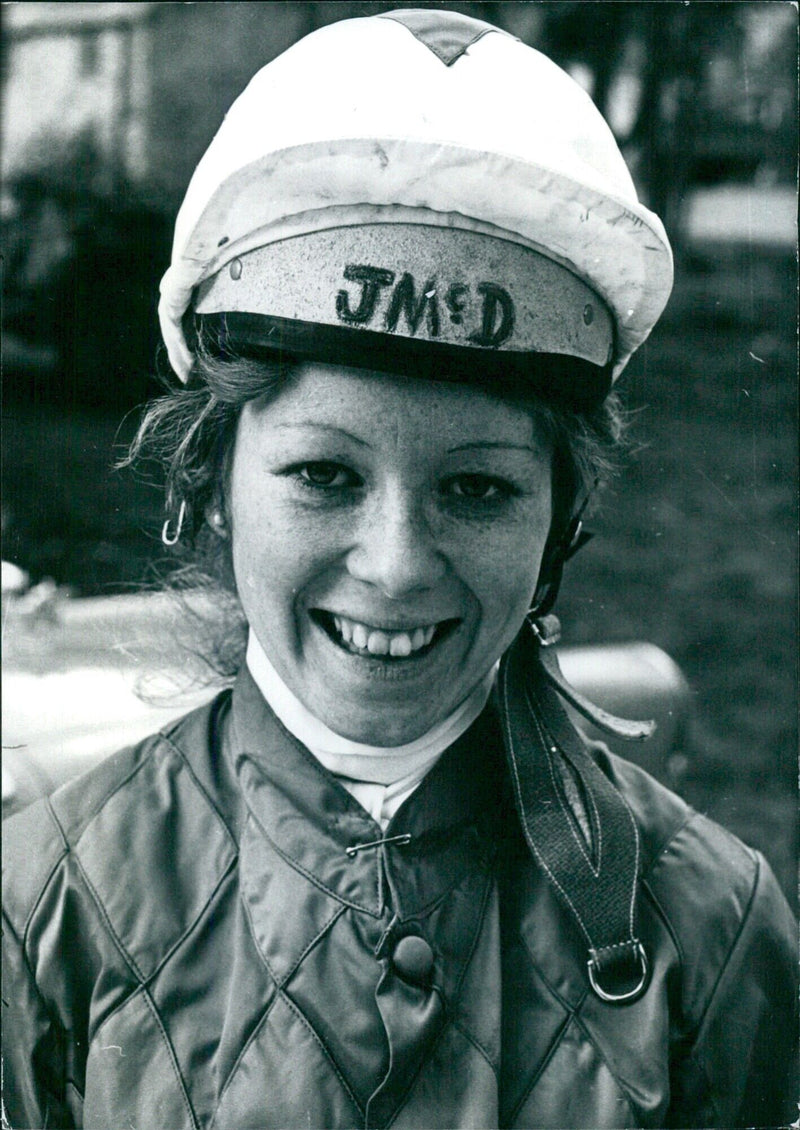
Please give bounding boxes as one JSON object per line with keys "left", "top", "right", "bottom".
{"left": 3, "top": 661, "right": 797, "bottom": 1129}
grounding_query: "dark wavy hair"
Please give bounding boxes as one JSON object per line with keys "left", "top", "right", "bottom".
{"left": 123, "top": 334, "right": 627, "bottom": 679}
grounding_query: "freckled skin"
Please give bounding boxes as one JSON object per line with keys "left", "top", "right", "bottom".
{"left": 228, "top": 362, "right": 553, "bottom": 745}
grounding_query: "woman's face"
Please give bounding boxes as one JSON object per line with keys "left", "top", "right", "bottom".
{"left": 228, "top": 362, "right": 553, "bottom": 745}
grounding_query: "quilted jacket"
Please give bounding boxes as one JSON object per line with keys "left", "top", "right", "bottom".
{"left": 3, "top": 662, "right": 797, "bottom": 1129}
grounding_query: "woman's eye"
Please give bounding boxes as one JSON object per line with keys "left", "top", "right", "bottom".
{"left": 297, "top": 461, "right": 357, "bottom": 488}
{"left": 446, "top": 474, "right": 511, "bottom": 501}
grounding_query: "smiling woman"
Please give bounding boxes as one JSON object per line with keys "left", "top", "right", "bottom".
{"left": 2, "top": 9, "right": 796, "bottom": 1130}
{"left": 222, "top": 364, "right": 553, "bottom": 746}
{"left": 124, "top": 335, "right": 623, "bottom": 708}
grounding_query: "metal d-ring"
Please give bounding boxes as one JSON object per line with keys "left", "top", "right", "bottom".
{"left": 587, "top": 941, "right": 648, "bottom": 1004}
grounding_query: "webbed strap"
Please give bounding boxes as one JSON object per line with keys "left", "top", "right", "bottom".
{"left": 498, "top": 620, "right": 649, "bottom": 1002}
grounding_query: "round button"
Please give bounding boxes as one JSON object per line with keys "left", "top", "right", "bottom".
{"left": 392, "top": 935, "right": 434, "bottom": 983}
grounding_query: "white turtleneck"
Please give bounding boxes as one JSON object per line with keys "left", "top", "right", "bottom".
{"left": 246, "top": 631, "right": 497, "bottom": 829}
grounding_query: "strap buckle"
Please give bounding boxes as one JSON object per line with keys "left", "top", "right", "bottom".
{"left": 587, "top": 940, "right": 648, "bottom": 1004}
{"left": 529, "top": 614, "right": 562, "bottom": 647}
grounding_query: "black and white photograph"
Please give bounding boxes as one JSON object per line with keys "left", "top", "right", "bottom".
{"left": 2, "top": 3, "right": 797, "bottom": 1128}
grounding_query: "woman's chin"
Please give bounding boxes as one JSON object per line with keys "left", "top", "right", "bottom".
{"left": 297, "top": 612, "right": 473, "bottom": 746}
{"left": 315, "top": 704, "right": 441, "bottom": 747}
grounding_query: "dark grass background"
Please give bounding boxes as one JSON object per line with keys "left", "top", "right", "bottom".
{"left": 563, "top": 249, "right": 798, "bottom": 903}
{"left": 3, "top": 248, "right": 797, "bottom": 903}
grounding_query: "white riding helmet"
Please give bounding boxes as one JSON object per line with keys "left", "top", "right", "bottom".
{"left": 159, "top": 8, "right": 673, "bottom": 408}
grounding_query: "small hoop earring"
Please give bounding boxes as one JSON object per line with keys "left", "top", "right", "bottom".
{"left": 162, "top": 499, "right": 187, "bottom": 546}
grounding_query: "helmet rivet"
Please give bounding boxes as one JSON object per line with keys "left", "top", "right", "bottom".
{"left": 583, "top": 303, "right": 594, "bottom": 326}
{"left": 229, "top": 257, "right": 243, "bottom": 281}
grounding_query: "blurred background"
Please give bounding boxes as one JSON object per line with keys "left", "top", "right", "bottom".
{"left": 1, "top": 3, "right": 797, "bottom": 898}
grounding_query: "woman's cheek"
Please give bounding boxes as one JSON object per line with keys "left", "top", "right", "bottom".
{"left": 460, "top": 529, "right": 545, "bottom": 625}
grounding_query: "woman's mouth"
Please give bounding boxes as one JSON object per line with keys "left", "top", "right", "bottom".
{"left": 311, "top": 611, "right": 458, "bottom": 659}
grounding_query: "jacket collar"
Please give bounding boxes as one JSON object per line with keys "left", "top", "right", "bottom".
{"left": 227, "top": 636, "right": 645, "bottom": 1004}
{"left": 227, "top": 667, "right": 508, "bottom": 920}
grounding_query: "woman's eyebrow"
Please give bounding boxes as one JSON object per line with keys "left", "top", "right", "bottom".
{"left": 272, "top": 422, "right": 371, "bottom": 448}
{"left": 269, "top": 428, "right": 536, "bottom": 455}
{"left": 447, "top": 441, "right": 540, "bottom": 454}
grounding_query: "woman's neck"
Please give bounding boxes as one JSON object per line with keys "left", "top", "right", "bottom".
{"left": 245, "top": 630, "right": 497, "bottom": 787}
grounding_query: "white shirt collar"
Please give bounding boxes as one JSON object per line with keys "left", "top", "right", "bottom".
{"left": 245, "top": 630, "right": 497, "bottom": 787}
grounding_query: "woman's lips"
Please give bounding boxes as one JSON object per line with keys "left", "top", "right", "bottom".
{"left": 311, "top": 610, "right": 459, "bottom": 659}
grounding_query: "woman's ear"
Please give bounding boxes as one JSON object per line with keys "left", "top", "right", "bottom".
{"left": 206, "top": 505, "right": 229, "bottom": 538}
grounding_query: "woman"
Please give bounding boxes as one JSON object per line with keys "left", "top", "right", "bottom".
{"left": 3, "top": 11, "right": 796, "bottom": 1129}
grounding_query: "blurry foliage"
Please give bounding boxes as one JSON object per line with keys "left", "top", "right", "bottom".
{"left": 515, "top": 1, "right": 796, "bottom": 233}
{"left": 3, "top": 132, "right": 170, "bottom": 410}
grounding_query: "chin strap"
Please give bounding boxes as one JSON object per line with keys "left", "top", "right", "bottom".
{"left": 498, "top": 618, "right": 651, "bottom": 1004}
{"left": 530, "top": 483, "right": 596, "bottom": 620}
{"left": 529, "top": 477, "right": 655, "bottom": 740}
{"left": 530, "top": 614, "right": 656, "bottom": 741}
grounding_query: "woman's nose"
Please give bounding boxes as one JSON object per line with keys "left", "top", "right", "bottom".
{"left": 346, "top": 496, "right": 446, "bottom": 599}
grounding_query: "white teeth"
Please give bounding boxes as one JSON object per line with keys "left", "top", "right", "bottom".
{"left": 367, "top": 631, "right": 389, "bottom": 655}
{"left": 326, "top": 615, "right": 442, "bottom": 658}
{"left": 389, "top": 634, "right": 413, "bottom": 657}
